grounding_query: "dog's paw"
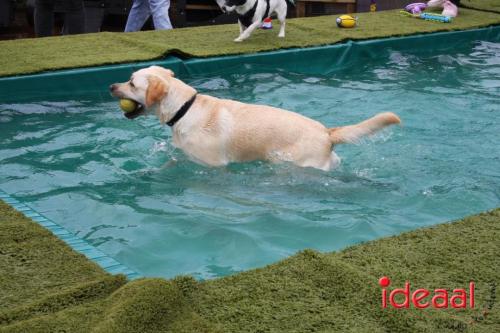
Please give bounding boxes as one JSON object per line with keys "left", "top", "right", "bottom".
{"left": 234, "top": 37, "right": 244, "bottom": 42}
{"left": 278, "top": 34, "right": 285, "bottom": 38}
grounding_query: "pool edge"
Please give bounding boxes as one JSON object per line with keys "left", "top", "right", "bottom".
{"left": 0, "top": 190, "right": 141, "bottom": 280}
{"left": 1, "top": 25, "right": 499, "bottom": 103}
{"left": 1, "top": 25, "right": 499, "bottom": 280}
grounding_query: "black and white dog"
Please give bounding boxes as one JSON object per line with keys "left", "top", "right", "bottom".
{"left": 217, "top": 0, "right": 291, "bottom": 42}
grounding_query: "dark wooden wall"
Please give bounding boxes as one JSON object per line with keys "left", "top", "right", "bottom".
{"left": 356, "top": 0, "right": 416, "bottom": 13}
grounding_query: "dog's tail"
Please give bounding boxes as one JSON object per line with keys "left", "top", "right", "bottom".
{"left": 328, "top": 112, "right": 401, "bottom": 145}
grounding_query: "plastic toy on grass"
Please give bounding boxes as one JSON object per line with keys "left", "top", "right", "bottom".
{"left": 336, "top": 15, "right": 357, "bottom": 28}
{"left": 405, "top": 3, "right": 428, "bottom": 14}
{"left": 261, "top": 18, "right": 272, "bottom": 29}
{"left": 421, "top": 12, "right": 453, "bottom": 22}
{"left": 400, "top": 10, "right": 452, "bottom": 23}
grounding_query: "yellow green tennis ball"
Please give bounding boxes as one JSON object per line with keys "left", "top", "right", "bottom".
{"left": 119, "top": 99, "right": 138, "bottom": 113}
{"left": 336, "top": 15, "right": 357, "bottom": 28}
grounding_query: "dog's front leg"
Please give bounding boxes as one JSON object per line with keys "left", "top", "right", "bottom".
{"left": 238, "top": 20, "right": 244, "bottom": 34}
{"left": 278, "top": 20, "right": 285, "bottom": 38}
{"left": 234, "top": 21, "right": 261, "bottom": 42}
{"left": 276, "top": 2, "right": 287, "bottom": 38}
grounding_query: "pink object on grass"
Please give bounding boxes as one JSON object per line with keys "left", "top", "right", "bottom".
{"left": 442, "top": 0, "right": 458, "bottom": 17}
{"left": 405, "top": 3, "right": 428, "bottom": 14}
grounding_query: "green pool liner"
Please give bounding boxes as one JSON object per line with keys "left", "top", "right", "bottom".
{"left": 0, "top": 26, "right": 499, "bottom": 104}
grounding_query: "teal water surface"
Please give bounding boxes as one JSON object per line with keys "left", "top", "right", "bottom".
{"left": 0, "top": 41, "right": 499, "bottom": 279}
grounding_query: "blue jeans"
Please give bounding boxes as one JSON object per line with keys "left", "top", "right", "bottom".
{"left": 125, "top": 0, "right": 173, "bottom": 32}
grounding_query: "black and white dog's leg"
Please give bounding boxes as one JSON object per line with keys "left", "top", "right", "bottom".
{"left": 238, "top": 20, "right": 245, "bottom": 35}
{"left": 234, "top": 20, "right": 262, "bottom": 42}
{"left": 276, "top": 1, "right": 287, "bottom": 38}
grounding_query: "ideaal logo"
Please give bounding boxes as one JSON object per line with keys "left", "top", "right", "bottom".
{"left": 379, "top": 276, "right": 475, "bottom": 309}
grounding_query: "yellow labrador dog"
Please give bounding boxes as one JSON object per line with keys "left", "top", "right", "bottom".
{"left": 110, "top": 66, "right": 400, "bottom": 171}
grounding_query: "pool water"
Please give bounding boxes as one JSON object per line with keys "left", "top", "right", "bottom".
{"left": 1, "top": 41, "right": 499, "bottom": 279}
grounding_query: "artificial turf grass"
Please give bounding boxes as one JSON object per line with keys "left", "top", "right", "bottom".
{"left": 1, "top": 198, "right": 499, "bottom": 332}
{"left": 0, "top": 201, "right": 125, "bottom": 312}
{"left": 191, "top": 210, "right": 500, "bottom": 333}
{"left": 1, "top": 8, "right": 500, "bottom": 77}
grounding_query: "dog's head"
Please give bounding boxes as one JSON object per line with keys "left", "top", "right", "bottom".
{"left": 216, "top": 0, "right": 246, "bottom": 13}
{"left": 109, "top": 66, "right": 175, "bottom": 119}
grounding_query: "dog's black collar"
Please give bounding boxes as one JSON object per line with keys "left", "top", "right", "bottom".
{"left": 167, "top": 94, "right": 197, "bottom": 127}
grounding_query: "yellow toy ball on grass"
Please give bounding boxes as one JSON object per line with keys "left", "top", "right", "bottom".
{"left": 336, "top": 15, "right": 357, "bottom": 28}
{"left": 119, "top": 99, "right": 138, "bottom": 113}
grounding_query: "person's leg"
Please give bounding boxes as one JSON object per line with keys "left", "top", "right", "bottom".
{"left": 148, "top": 0, "right": 173, "bottom": 30}
{"left": 64, "top": 0, "right": 85, "bottom": 35}
{"left": 34, "top": 0, "right": 55, "bottom": 37}
{"left": 125, "top": 0, "right": 151, "bottom": 32}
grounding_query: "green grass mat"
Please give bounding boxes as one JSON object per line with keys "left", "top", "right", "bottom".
{"left": 0, "top": 201, "right": 124, "bottom": 309}
{"left": 462, "top": 0, "right": 500, "bottom": 14}
{"left": 2, "top": 199, "right": 499, "bottom": 332}
{"left": 1, "top": 8, "right": 500, "bottom": 77}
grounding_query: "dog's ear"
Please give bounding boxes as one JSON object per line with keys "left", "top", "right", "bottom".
{"left": 150, "top": 66, "right": 175, "bottom": 78}
{"left": 145, "top": 76, "right": 167, "bottom": 108}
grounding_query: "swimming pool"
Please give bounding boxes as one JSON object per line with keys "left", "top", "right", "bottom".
{"left": 1, "top": 31, "right": 499, "bottom": 279}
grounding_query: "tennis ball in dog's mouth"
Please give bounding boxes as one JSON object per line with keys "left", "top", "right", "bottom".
{"left": 119, "top": 99, "right": 138, "bottom": 113}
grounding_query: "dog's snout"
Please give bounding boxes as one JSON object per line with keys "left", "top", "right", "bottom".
{"left": 109, "top": 84, "right": 117, "bottom": 92}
